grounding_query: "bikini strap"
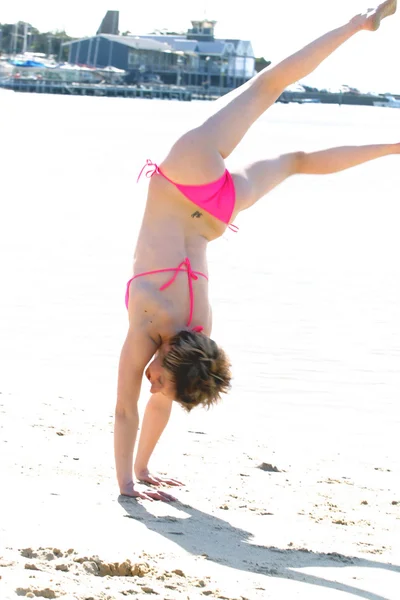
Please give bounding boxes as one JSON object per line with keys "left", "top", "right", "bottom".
{"left": 159, "top": 257, "right": 200, "bottom": 327}
{"left": 137, "top": 159, "right": 159, "bottom": 183}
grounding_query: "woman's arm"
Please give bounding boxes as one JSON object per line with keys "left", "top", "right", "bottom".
{"left": 114, "top": 329, "right": 174, "bottom": 501}
{"left": 134, "top": 392, "right": 183, "bottom": 486}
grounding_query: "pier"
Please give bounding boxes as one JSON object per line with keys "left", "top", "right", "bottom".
{"left": 0, "top": 78, "right": 194, "bottom": 100}
{"left": 1, "top": 78, "right": 396, "bottom": 107}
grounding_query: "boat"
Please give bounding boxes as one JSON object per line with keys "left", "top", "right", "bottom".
{"left": 373, "top": 95, "right": 400, "bottom": 108}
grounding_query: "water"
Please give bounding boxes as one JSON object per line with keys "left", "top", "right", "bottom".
{"left": 1, "top": 91, "right": 400, "bottom": 453}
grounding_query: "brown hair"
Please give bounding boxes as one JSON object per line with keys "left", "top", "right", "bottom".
{"left": 162, "top": 330, "right": 231, "bottom": 412}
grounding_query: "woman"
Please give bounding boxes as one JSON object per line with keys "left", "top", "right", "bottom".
{"left": 115, "top": 1, "right": 398, "bottom": 501}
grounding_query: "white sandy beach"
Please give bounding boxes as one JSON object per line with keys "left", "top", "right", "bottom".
{"left": 1, "top": 91, "right": 400, "bottom": 599}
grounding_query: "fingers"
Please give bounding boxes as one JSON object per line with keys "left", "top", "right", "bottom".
{"left": 121, "top": 490, "right": 154, "bottom": 502}
{"left": 137, "top": 475, "right": 162, "bottom": 486}
{"left": 132, "top": 484, "right": 178, "bottom": 502}
{"left": 136, "top": 491, "right": 154, "bottom": 501}
{"left": 138, "top": 475, "right": 184, "bottom": 487}
{"left": 156, "top": 478, "right": 184, "bottom": 487}
{"left": 157, "top": 491, "right": 177, "bottom": 502}
{"left": 121, "top": 482, "right": 177, "bottom": 502}
{"left": 142, "top": 489, "right": 177, "bottom": 502}
{"left": 148, "top": 476, "right": 163, "bottom": 486}
{"left": 149, "top": 476, "right": 183, "bottom": 486}
{"left": 164, "top": 478, "right": 184, "bottom": 486}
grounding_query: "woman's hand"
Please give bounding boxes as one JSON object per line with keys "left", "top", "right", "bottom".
{"left": 135, "top": 468, "right": 184, "bottom": 487}
{"left": 120, "top": 481, "right": 177, "bottom": 502}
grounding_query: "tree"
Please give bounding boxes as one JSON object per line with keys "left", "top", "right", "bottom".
{"left": 0, "top": 22, "right": 74, "bottom": 60}
{"left": 255, "top": 57, "right": 271, "bottom": 73}
{"left": 0, "top": 24, "right": 16, "bottom": 54}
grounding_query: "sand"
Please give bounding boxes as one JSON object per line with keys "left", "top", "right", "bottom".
{"left": 1, "top": 92, "right": 400, "bottom": 599}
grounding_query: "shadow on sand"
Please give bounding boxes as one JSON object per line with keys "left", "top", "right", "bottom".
{"left": 119, "top": 496, "right": 399, "bottom": 600}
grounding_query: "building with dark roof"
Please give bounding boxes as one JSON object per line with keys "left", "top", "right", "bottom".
{"left": 64, "top": 18, "right": 255, "bottom": 90}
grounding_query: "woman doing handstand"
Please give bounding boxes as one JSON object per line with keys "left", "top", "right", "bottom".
{"left": 115, "top": 1, "right": 398, "bottom": 501}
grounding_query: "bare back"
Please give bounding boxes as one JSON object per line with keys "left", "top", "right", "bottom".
{"left": 127, "top": 172, "right": 230, "bottom": 344}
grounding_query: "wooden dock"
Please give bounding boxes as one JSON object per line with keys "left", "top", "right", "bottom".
{"left": 2, "top": 76, "right": 396, "bottom": 107}
{"left": 0, "top": 79, "right": 194, "bottom": 101}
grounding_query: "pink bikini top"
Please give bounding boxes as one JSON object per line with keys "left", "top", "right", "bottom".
{"left": 125, "top": 257, "right": 207, "bottom": 332}
{"left": 137, "top": 159, "right": 238, "bottom": 232}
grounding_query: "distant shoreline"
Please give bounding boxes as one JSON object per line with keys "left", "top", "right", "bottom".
{"left": 1, "top": 78, "right": 398, "bottom": 107}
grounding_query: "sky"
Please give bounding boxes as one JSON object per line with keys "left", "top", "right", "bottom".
{"left": 1, "top": 0, "right": 399, "bottom": 93}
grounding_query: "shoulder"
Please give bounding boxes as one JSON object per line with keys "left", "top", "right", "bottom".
{"left": 120, "top": 326, "right": 158, "bottom": 373}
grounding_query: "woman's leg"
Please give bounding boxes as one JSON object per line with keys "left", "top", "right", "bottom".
{"left": 161, "top": 1, "right": 397, "bottom": 183}
{"left": 231, "top": 143, "right": 400, "bottom": 215}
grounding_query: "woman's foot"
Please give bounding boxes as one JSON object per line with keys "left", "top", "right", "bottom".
{"left": 354, "top": 0, "right": 397, "bottom": 31}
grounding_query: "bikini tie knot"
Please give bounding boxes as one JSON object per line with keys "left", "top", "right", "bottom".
{"left": 158, "top": 257, "right": 201, "bottom": 327}
{"left": 125, "top": 258, "right": 208, "bottom": 331}
{"left": 184, "top": 257, "right": 198, "bottom": 280}
{"left": 136, "top": 159, "right": 159, "bottom": 183}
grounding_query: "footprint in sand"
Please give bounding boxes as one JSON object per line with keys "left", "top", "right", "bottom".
{"left": 74, "top": 556, "right": 152, "bottom": 577}
{"left": 15, "top": 588, "right": 57, "bottom": 599}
